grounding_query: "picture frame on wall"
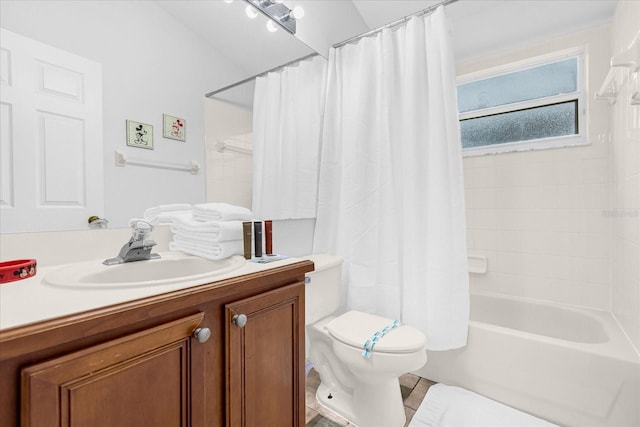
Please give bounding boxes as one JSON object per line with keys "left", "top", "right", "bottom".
{"left": 163, "top": 114, "right": 186, "bottom": 142}
{"left": 126, "top": 120, "right": 153, "bottom": 149}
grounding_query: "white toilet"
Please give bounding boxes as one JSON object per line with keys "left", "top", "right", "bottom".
{"left": 305, "top": 254, "right": 427, "bottom": 427}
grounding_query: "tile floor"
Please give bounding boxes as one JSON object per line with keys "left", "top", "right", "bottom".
{"left": 305, "top": 369, "right": 436, "bottom": 427}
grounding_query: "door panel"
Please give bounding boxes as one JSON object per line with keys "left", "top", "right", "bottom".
{"left": 0, "top": 28, "right": 103, "bottom": 233}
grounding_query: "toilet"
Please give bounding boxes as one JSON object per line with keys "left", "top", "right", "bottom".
{"left": 305, "top": 254, "right": 427, "bottom": 427}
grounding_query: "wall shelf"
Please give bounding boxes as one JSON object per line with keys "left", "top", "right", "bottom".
{"left": 115, "top": 150, "right": 200, "bottom": 175}
{"left": 468, "top": 254, "right": 487, "bottom": 274}
{"left": 595, "top": 68, "right": 618, "bottom": 104}
{"left": 595, "top": 30, "right": 640, "bottom": 105}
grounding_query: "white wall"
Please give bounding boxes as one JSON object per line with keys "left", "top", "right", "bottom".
{"left": 610, "top": 0, "right": 640, "bottom": 354}
{"left": 459, "top": 24, "right": 612, "bottom": 310}
{"left": 0, "top": 0, "right": 246, "bottom": 228}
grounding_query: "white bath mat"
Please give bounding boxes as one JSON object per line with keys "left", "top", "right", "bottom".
{"left": 409, "top": 384, "right": 558, "bottom": 427}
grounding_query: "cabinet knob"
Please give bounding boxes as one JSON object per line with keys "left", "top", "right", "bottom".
{"left": 193, "top": 327, "right": 211, "bottom": 343}
{"left": 232, "top": 314, "right": 248, "bottom": 328}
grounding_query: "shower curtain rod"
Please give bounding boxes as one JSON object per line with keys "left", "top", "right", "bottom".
{"left": 205, "top": 0, "right": 459, "bottom": 97}
{"left": 205, "top": 52, "right": 319, "bottom": 97}
{"left": 333, "top": 0, "right": 460, "bottom": 49}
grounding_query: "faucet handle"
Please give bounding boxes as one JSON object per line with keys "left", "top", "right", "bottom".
{"left": 129, "top": 218, "right": 154, "bottom": 229}
{"left": 130, "top": 219, "right": 154, "bottom": 240}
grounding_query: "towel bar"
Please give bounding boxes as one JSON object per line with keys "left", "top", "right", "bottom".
{"left": 115, "top": 150, "right": 200, "bottom": 175}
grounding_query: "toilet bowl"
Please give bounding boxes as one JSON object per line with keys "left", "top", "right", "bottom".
{"left": 305, "top": 254, "right": 427, "bottom": 427}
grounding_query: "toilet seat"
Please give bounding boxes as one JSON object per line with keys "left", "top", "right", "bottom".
{"left": 325, "top": 310, "right": 426, "bottom": 354}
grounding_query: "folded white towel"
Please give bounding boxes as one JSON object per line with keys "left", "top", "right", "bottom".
{"left": 193, "top": 203, "right": 253, "bottom": 222}
{"left": 171, "top": 217, "right": 244, "bottom": 242}
{"left": 169, "top": 240, "right": 243, "bottom": 261}
{"left": 173, "top": 232, "right": 242, "bottom": 247}
{"left": 144, "top": 203, "right": 192, "bottom": 217}
{"left": 144, "top": 204, "right": 193, "bottom": 224}
{"left": 153, "top": 211, "right": 193, "bottom": 225}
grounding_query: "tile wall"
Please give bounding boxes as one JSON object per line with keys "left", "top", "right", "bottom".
{"left": 204, "top": 98, "right": 253, "bottom": 209}
{"left": 460, "top": 23, "right": 614, "bottom": 310}
{"left": 206, "top": 132, "right": 253, "bottom": 208}
{"left": 463, "top": 140, "right": 612, "bottom": 309}
{"left": 610, "top": 0, "right": 640, "bottom": 354}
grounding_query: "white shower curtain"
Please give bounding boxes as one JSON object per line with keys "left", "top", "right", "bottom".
{"left": 252, "top": 55, "right": 327, "bottom": 219}
{"left": 313, "top": 7, "right": 469, "bottom": 350}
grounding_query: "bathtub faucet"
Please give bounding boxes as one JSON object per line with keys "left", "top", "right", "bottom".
{"left": 103, "top": 220, "right": 161, "bottom": 265}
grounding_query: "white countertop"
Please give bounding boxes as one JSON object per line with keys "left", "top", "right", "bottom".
{"left": 0, "top": 253, "right": 307, "bottom": 331}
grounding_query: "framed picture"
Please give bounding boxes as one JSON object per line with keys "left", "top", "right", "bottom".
{"left": 163, "top": 114, "right": 186, "bottom": 141}
{"left": 126, "top": 120, "right": 153, "bottom": 149}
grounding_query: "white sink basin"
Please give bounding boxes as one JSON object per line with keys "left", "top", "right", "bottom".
{"left": 43, "top": 252, "right": 247, "bottom": 289}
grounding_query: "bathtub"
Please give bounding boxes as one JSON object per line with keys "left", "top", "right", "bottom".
{"left": 414, "top": 293, "right": 640, "bottom": 427}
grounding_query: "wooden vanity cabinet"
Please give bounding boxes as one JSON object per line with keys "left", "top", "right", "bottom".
{"left": 0, "top": 260, "right": 312, "bottom": 427}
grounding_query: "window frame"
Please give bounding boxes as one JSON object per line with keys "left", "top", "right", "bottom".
{"left": 457, "top": 47, "right": 587, "bottom": 157}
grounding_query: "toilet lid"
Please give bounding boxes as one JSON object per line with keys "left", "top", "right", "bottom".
{"left": 325, "top": 311, "right": 426, "bottom": 354}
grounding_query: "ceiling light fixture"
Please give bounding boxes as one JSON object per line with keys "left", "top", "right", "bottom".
{"left": 245, "top": 5, "right": 259, "bottom": 19}
{"left": 241, "top": 0, "right": 303, "bottom": 34}
{"left": 290, "top": 6, "right": 305, "bottom": 20}
{"left": 266, "top": 20, "right": 279, "bottom": 32}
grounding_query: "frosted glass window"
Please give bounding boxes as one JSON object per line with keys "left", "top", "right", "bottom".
{"left": 457, "top": 51, "right": 584, "bottom": 154}
{"left": 458, "top": 58, "right": 577, "bottom": 113}
{"left": 460, "top": 101, "right": 578, "bottom": 148}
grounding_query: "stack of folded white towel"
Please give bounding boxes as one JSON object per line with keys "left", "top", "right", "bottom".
{"left": 143, "top": 203, "right": 193, "bottom": 225}
{"left": 165, "top": 203, "right": 254, "bottom": 261}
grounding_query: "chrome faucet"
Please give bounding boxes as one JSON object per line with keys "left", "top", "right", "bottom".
{"left": 103, "top": 220, "right": 161, "bottom": 265}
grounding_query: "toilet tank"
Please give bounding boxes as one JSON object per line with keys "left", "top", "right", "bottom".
{"left": 304, "top": 254, "right": 343, "bottom": 325}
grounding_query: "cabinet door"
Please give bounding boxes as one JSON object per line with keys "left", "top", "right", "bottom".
{"left": 226, "top": 283, "right": 305, "bottom": 427}
{"left": 21, "top": 312, "right": 206, "bottom": 427}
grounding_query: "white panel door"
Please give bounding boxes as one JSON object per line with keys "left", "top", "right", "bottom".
{"left": 0, "top": 28, "right": 103, "bottom": 233}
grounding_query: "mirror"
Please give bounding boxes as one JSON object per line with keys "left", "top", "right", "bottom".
{"left": 0, "top": 0, "right": 318, "bottom": 233}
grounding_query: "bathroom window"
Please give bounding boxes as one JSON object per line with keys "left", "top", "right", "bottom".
{"left": 457, "top": 48, "right": 586, "bottom": 156}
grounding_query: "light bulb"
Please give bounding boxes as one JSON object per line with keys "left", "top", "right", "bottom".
{"left": 292, "top": 6, "right": 304, "bottom": 19}
{"left": 266, "top": 20, "right": 279, "bottom": 32}
{"left": 224, "top": 0, "right": 233, "bottom": 3}
{"left": 274, "top": 0, "right": 284, "bottom": 3}
{"left": 245, "top": 5, "right": 259, "bottom": 19}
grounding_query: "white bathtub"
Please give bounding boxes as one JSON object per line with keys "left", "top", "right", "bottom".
{"left": 414, "top": 293, "right": 640, "bottom": 427}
